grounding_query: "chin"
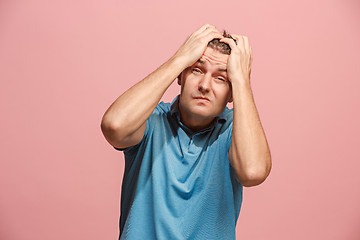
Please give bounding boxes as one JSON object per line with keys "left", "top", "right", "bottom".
{"left": 188, "top": 107, "right": 217, "bottom": 119}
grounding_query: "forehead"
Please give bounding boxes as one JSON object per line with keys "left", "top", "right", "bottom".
{"left": 198, "top": 47, "right": 229, "bottom": 66}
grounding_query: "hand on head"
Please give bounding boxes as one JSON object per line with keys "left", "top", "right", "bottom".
{"left": 219, "top": 34, "right": 253, "bottom": 84}
{"left": 174, "top": 24, "right": 253, "bottom": 85}
{"left": 173, "top": 24, "right": 224, "bottom": 68}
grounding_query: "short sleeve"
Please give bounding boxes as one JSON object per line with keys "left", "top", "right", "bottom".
{"left": 113, "top": 116, "right": 151, "bottom": 152}
{"left": 113, "top": 102, "right": 165, "bottom": 152}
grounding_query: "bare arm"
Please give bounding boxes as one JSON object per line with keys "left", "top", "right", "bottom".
{"left": 101, "top": 24, "right": 224, "bottom": 149}
{"left": 220, "top": 36, "right": 272, "bottom": 187}
{"left": 100, "top": 57, "right": 183, "bottom": 149}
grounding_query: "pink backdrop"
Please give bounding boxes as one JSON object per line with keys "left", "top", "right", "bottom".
{"left": 1, "top": 0, "right": 359, "bottom": 239}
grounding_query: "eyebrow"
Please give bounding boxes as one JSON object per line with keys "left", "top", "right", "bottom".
{"left": 196, "top": 59, "right": 227, "bottom": 72}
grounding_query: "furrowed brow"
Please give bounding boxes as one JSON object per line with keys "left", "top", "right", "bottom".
{"left": 196, "top": 59, "right": 227, "bottom": 72}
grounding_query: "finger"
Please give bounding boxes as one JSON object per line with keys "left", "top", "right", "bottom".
{"left": 206, "top": 31, "right": 225, "bottom": 42}
{"left": 195, "top": 26, "right": 223, "bottom": 44}
{"left": 199, "top": 24, "right": 211, "bottom": 32}
{"left": 234, "top": 35, "right": 253, "bottom": 64}
{"left": 191, "top": 25, "right": 219, "bottom": 42}
{"left": 219, "top": 37, "right": 238, "bottom": 51}
{"left": 250, "top": 46, "right": 253, "bottom": 64}
{"left": 242, "top": 36, "right": 251, "bottom": 53}
{"left": 196, "top": 24, "right": 216, "bottom": 34}
{"left": 198, "top": 28, "right": 222, "bottom": 41}
{"left": 199, "top": 25, "right": 221, "bottom": 36}
{"left": 187, "top": 24, "right": 211, "bottom": 39}
{"left": 230, "top": 35, "right": 246, "bottom": 53}
{"left": 196, "top": 32, "right": 224, "bottom": 49}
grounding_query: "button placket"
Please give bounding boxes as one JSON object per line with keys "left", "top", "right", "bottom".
{"left": 188, "top": 136, "right": 194, "bottom": 154}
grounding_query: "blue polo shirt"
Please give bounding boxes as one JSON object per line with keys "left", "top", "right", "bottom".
{"left": 115, "top": 95, "right": 243, "bottom": 240}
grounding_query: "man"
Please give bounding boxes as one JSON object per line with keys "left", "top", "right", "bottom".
{"left": 101, "top": 24, "right": 272, "bottom": 240}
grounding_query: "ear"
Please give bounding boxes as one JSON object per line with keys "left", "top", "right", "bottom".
{"left": 177, "top": 73, "right": 182, "bottom": 85}
{"left": 227, "top": 81, "right": 233, "bottom": 103}
{"left": 228, "top": 92, "right": 233, "bottom": 103}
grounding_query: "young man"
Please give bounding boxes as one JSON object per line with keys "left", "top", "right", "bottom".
{"left": 101, "top": 24, "right": 272, "bottom": 240}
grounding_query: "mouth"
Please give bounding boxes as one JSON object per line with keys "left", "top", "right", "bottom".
{"left": 193, "top": 96, "right": 210, "bottom": 102}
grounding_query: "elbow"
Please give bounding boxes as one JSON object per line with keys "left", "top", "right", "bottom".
{"left": 101, "top": 113, "right": 127, "bottom": 135}
{"left": 100, "top": 116, "right": 124, "bottom": 140}
{"left": 100, "top": 118, "right": 129, "bottom": 149}
{"left": 101, "top": 117, "right": 116, "bottom": 134}
{"left": 238, "top": 158, "right": 272, "bottom": 187}
{"left": 101, "top": 118, "right": 117, "bottom": 141}
{"left": 239, "top": 174, "right": 268, "bottom": 187}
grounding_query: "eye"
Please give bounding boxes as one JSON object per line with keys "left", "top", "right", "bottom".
{"left": 215, "top": 75, "right": 227, "bottom": 82}
{"left": 192, "top": 68, "right": 202, "bottom": 73}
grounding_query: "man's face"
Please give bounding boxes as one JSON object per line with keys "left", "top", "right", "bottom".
{"left": 178, "top": 47, "right": 232, "bottom": 129}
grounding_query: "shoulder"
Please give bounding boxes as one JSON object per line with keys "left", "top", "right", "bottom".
{"left": 148, "top": 101, "right": 172, "bottom": 121}
{"left": 155, "top": 101, "right": 171, "bottom": 113}
{"left": 222, "top": 107, "right": 233, "bottom": 120}
{"left": 217, "top": 106, "right": 233, "bottom": 126}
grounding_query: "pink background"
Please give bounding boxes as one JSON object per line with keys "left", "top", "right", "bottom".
{"left": 1, "top": 0, "right": 359, "bottom": 239}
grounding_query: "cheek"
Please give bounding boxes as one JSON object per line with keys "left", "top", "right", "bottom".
{"left": 182, "top": 77, "right": 197, "bottom": 91}
{"left": 214, "top": 84, "right": 231, "bottom": 95}
{"left": 180, "top": 80, "right": 193, "bottom": 97}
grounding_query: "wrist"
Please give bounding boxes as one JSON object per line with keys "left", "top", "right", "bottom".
{"left": 169, "top": 54, "right": 190, "bottom": 72}
{"left": 231, "top": 77, "right": 251, "bottom": 89}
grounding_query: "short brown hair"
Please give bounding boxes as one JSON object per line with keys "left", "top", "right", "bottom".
{"left": 207, "top": 30, "right": 236, "bottom": 55}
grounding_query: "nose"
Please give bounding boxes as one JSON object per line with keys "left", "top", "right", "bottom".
{"left": 198, "top": 73, "right": 211, "bottom": 93}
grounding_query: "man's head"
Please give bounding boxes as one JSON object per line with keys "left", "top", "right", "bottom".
{"left": 177, "top": 31, "right": 235, "bottom": 131}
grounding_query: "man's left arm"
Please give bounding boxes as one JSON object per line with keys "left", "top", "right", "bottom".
{"left": 220, "top": 35, "right": 272, "bottom": 187}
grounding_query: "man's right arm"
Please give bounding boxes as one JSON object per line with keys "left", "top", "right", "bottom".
{"left": 100, "top": 24, "right": 223, "bottom": 149}
{"left": 100, "top": 56, "right": 185, "bottom": 149}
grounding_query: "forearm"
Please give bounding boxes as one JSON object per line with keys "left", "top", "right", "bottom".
{"left": 101, "top": 56, "right": 185, "bottom": 135}
{"left": 230, "top": 81, "right": 271, "bottom": 187}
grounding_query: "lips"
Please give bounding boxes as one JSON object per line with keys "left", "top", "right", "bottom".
{"left": 193, "top": 96, "right": 210, "bottom": 102}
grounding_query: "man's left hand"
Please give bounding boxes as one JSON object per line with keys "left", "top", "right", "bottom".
{"left": 220, "top": 35, "right": 253, "bottom": 85}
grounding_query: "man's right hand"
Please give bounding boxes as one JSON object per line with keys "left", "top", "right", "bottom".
{"left": 173, "top": 24, "right": 224, "bottom": 68}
